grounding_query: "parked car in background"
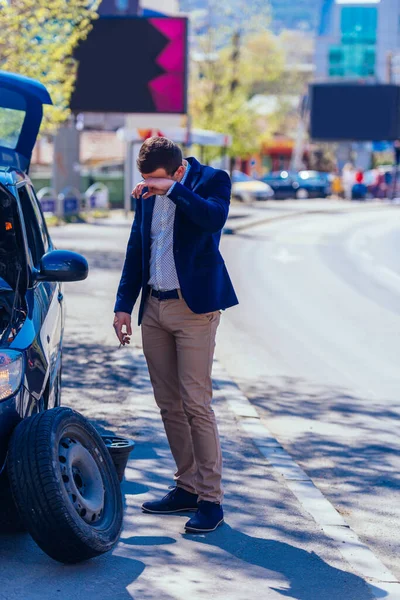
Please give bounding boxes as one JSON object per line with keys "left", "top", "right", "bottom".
{"left": 260, "top": 170, "right": 331, "bottom": 199}
{"left": 231, "top": 170, "right": 274, "bottom": 202}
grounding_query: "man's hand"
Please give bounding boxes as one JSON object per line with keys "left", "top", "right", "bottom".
{"left": 132, "top": 178, "right": 174, "bottom": 200}
{"left": 113, "top": 312, "right": 132, "bottom": 346}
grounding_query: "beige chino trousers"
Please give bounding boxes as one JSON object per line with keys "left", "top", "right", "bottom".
{"left": 141, "top": 291, "right": 223, "bottom": 503}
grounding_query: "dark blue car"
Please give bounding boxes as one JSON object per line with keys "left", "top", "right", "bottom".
{"left": 260, "top": 170, "right": 331, "bottom": 199}
{"left": 0, "top": 72, "right": 123, "bottom": 563}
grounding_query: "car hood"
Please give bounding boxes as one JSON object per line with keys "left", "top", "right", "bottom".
{"left": 0, "top": 71, "right": 52, "bottom": 172}
{"left": 232, "top": 181, "right": 271, "bottom": 192}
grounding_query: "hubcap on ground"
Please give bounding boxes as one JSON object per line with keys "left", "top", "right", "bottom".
{"left": 58, "top": 437, "right": 105, "bottom": 524}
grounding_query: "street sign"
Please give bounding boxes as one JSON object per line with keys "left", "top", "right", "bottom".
{"left": 58, "top": 186, "right": 82, "bottom": 216}
{"left": 63, "top": 197, "right": 80, "bottom": 215}
{"left": 37, "top": 187, "right": 57, "bottom": 215}
{"left": 85, "top": 183, "right": 110, "bottom": 210}
{"left": 40, "top": 199, "right": 56, "bottom": 213}
{"left": 372, "top": 141, "right": 394, "bottom": 152}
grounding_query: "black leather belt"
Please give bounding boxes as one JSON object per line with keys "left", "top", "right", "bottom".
{"left": 150, "top": 288, "right": 180, "bottom": 301}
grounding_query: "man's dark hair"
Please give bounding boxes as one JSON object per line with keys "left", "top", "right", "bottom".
{"left": 137, "top": 137, "right": 183, "bottom": 175}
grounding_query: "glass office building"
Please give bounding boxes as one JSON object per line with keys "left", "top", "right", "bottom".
{"left": 315, "top": 0, "right": 400, "bottom": 82}
{"left": 329, "top": 5, "right": 377, "bottom": 76}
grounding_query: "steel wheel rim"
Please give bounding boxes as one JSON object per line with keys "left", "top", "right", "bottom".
{"left": 59, "top": 436, "right": 105, "bottom": 525}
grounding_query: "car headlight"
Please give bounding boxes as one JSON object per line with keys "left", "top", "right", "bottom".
{"left": 0, "top": 351, "right": 23, "bottom": 401}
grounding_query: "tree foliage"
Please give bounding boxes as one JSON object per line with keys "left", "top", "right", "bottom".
{"left": 189, "top": 1, "right": 285, "bottom": 160}
{"left": 0, "top": 0, "right": 100, "bottom": 132}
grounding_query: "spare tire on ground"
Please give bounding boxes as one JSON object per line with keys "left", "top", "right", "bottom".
{"left": 7, "top": 407, "right": 123, "bottom": 563}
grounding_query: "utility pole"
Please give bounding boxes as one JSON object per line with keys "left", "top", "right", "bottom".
{"left": 387, "top": 51, "right": 393, "bottom": 84}
{"left": 291, "top": 93, "right": 309, "bottom": 172}
{"left": 229, "top": 29, "right": 241, "bottom": 176}
{"left": 52, "top": 117, "right": 81, "bottom": 216}
{"left": 230, "top": 30, "right": 241, "bottom": 93}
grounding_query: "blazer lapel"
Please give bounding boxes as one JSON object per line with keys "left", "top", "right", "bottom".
{"left": 184, "top": 157, "right": 202, "bottom": 191}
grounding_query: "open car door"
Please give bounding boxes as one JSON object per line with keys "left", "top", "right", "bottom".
{"left": 0, "top": 71, "right": 52, "bottom": 173}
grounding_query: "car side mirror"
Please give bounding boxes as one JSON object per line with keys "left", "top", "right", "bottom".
{"left": 35, "top": 250, "right": 88, "bottom": 282}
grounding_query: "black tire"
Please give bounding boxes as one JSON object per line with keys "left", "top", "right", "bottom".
{"left": 7, "top": 407, "right": 123, "bottom": 563}
{"left": 0, "top": 469, "right": 25, "bottom": 533}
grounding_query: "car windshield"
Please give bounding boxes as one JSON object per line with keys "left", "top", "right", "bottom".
{"left": 298, "top": 171, "right": 326, "bottom": 182}
{"left": 264, "top": 171, "right": 292, "bottom": 180}
{"left": 0, "top": 89, "right": 26, "bottom": 150}
{"left": 232, "top": 171, "right": 254, "bottom": 183}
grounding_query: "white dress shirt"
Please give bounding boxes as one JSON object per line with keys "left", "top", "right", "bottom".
{"left": 148, "top": 162, "right": 191, "bottom": 291}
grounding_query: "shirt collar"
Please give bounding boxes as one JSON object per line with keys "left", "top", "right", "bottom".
{"left": 179, "top": 160, "right": 191, "bottom": 186}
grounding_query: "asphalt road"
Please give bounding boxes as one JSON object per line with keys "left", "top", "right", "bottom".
{"left": 2, "top": 203, "right": 400, "bottom": 599}
{"left": 218, "top": 206, "right": 400, "bottom": 581}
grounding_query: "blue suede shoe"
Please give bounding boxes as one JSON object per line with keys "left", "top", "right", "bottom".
{"left": 185, "top": 501, "right": 224, "bottom": 533}
{"left": 142, "top": 486, "right": 198, "bottom": 514}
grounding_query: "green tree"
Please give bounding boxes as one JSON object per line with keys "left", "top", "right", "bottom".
{"left": 189, "top": 2, "right": 284, "bottom": 165}
{"left": 0, "top": 0, "right": 100, "bottom": 132}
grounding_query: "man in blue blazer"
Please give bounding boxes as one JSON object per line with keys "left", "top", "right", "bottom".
{"left": 114, "top": 137, "right": 238, "bottom": 533}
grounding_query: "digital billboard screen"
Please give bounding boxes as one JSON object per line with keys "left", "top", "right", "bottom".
{"left": 309, "top": 83, "right": 400, "bottom": 141}
{"left": 70, "top": 17, "right": 188, "bottom": 114}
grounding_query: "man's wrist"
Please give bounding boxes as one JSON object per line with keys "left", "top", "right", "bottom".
{"left": 166, "top": 181, "right": 177, "bottom": 196}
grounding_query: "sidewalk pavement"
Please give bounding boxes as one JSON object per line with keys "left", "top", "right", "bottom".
{"left": 67, "top": 343, "right": 377, "bottom": 600}
{"left": 0, "top": 339, "right": 378, "bottom": 598}
{"left": 57, "top": 329, "right": 379, "bottom": 599}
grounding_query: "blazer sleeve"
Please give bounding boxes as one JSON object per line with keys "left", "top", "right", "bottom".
{"left": 114, "top": 199, "right": 143, "bottom": 314}
{"left": 167, "top": 169, "right": 231, "bottom": 233}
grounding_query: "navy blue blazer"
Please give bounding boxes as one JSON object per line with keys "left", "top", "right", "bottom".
{"left": 114, "top": 157, "right": 239, "bottom": 325}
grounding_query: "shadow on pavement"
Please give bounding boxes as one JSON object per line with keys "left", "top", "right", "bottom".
{"left": 0, "top": 533, "right": 145, "bottom": 600}
{"left": 59, "top": 340, "right": 380, "bottom": 599}
{"left": 186, "top": 524, "right": 378, "bottom": 600}
{"left": 122, "top": 535, "right": 176, "bottom": 546}
{"left": 232, "top": 373, "right": 400, "bottom": 577}
{"left": 240, "top": 374, "right": 400, "bottom": 492}
{"left": 62, "top": 340, "right": 145, "bottom": 435}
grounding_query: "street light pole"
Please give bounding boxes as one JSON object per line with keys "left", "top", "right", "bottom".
{"left": 229, "top": 29, "right": 241, "bottom": 176}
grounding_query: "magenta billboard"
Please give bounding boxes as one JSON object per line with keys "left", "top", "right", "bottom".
{"left": 70, "top": 17, "right": 188, "bottom": 115}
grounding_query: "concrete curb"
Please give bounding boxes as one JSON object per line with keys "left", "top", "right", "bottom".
{"left": 224, "top": 202, "right": 399, "bottom": 235}
{"left": 213, "top": 360, "right": 400, "bottom": 599}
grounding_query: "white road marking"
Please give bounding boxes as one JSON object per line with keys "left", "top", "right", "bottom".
{"left": 271, "top": 247, "right": 302, "bottom": 263}
{"left": 213, "top": 360, "right": 400, "bottom": 599}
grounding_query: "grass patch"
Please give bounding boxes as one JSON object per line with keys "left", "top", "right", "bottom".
{"left": 45, "top": 210, "right": 110, "bottom": 227}
{"left": 45, "top": 213, "right": 88, "bottom": 227}
{"left": 89, "top": 210, "right": 110, "bottom": 219}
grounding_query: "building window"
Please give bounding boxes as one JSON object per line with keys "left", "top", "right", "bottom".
{"left": 341, "top": 6, "right": 377, "bottom": 44}
{"left": 329, "top": 44, "right": 376, "bottom": 77}
{"left": 328, "top": 6, "right": 377, "bottom": 78}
